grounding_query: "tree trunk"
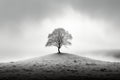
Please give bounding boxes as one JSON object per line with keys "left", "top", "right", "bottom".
{"left": 58, "top": 47, "right": 60, "bottom": 54}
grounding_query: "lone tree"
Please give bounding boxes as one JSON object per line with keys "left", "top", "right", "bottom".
{"left": 46, "top": 28, "right": 72, "bottom": 53}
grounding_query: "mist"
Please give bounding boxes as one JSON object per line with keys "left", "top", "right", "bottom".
{"left": 0, "top": 0, "right": 120, "bottom": 62}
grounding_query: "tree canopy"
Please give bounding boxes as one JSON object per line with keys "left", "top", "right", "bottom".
{"left": 46, "top": 28, "right": 72, "bottom": 53}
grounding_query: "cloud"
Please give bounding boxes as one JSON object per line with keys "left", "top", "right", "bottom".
{"left": 0, "top": 0, "right": 71, "bottom": 44}
{"left": 0, "top": 0, "right": 120, "bottom": 62}
{"left": 0, "top": 0, "right": 65, "bottom": 24}
{"left": 0, "top": 0, "right": 67, "bottom": 36}
{"left": 69, "top": 0, "right": 120, "bottom": 24}
{"left": 1, "top": 0, "right": 120, "bottom": 28}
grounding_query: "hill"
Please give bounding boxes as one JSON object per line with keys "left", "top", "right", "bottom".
{"left": 0, "top": 53, "right": 120, "bottom": 80}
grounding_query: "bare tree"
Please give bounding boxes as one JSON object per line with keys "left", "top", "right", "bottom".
{"left": 46, "top": 28, "right": 72, "bottom": 53}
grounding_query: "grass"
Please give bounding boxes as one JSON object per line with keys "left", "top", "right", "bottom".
{"left": 0, "top": 53, "right": 120, "bottom": 80}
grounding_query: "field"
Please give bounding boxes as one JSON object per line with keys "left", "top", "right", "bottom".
{"left": 0, "top": 53, "right": 120, "bottom": 80}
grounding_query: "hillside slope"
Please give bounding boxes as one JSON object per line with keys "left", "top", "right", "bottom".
{"left": 0, "top": 53, "right": 120, "bottom": 80}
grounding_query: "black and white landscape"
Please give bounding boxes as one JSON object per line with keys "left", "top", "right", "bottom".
{"left": 1, "top": 0, "right": 120, "bottom": 80}
{"left": 0, "top": 53, "right": 120, "bottom": 80}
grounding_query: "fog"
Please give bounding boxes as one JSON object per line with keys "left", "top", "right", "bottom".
{"left": 0, "top": 0, "right": 120, "bottom": 62}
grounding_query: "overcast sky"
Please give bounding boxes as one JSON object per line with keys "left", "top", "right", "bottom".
{"left": 0, "top": 0, "right": 120, "bottom": 62}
